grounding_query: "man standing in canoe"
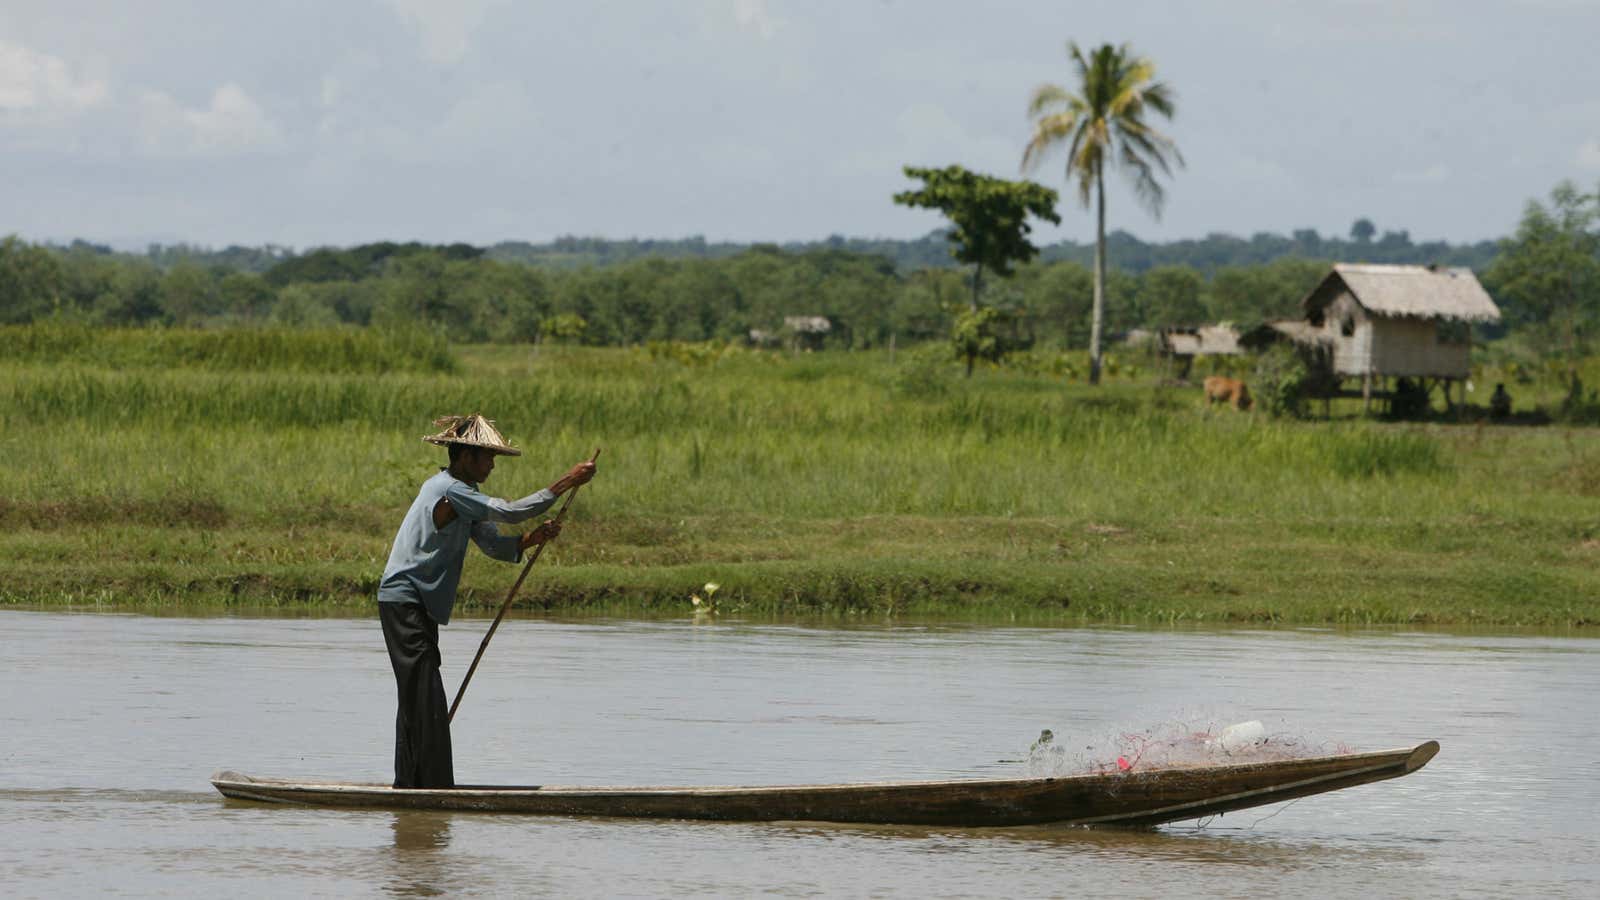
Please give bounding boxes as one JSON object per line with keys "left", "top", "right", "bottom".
{"left": 378, "top": 414, "right": 596, "bottom": 789}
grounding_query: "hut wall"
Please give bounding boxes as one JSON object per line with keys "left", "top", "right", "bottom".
{"left": 1323, "top": 292, "right": 1374, "bottom": 376}
{"left": 1368, "top": 317, "right": 1471, "bottom": 378}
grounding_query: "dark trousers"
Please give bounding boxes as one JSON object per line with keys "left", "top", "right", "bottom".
{"left": 379, "top": 602, "right": 455, "bottom": 789}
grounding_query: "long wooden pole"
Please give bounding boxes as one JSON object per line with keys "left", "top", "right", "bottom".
{"left": 449, "top": 449, "right": 599, "bottom": 723}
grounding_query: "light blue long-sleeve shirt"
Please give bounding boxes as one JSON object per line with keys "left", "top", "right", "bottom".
{"left": 377, "top": 469, "right": 558, "bottom": 625}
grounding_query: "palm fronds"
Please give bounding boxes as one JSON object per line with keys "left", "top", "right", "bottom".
{"left": 1022, "top": 41, "right": 1182, "bottom": 217}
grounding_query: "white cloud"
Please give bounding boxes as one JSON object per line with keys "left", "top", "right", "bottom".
{"left": 1577, "top": 139, "right": 1600, "bottom": 171}
{"left": 1393, "top": 163, "right": 1451, "bottom": 184}
{"left": 312, "top": 50, "right": 382, "bottom": 137}
{"left": 398, "top": 80, "right": 534, "bottom": 161}
{"left": 305, "top": 79, "right": 536, "bottom": 176}
{"left": 319, "top": 75, "right": 340, "bottom": 109}
{"left": 834, "top": 101, "right": 1014, "bottom": 180}
{"left": 732, "top": 0, "right": 782, "bottom": 39}
{"left": 6, "top": 0, "right": 1599, "bottom": 246}
{"left": 382, "top": 0, "right": 506, "bottom": 66}
{"left": 0, "top": 40, "right": 107, "bottom": 113}
{"left": 1234, "top": 154, "right": 1296, "bottom": 185}
{"left": 137, "top": 82, "right": 283, "bottom": 156}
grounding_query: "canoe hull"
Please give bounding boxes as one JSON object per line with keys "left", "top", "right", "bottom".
{"left": 212, "top": 740, "right": 1437, "bottom": 828}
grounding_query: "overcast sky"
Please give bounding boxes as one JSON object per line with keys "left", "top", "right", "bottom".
{"left": 3, "top": 0, "right": 1598, "bottom": 250}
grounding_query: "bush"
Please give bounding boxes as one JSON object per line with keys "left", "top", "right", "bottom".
{"left": 1005, "top": 350, "right": 1081, "bottom": 380}
{"left": 1252, "top": 345, "right": 1310, "bottom": 418}
{"left": 642, "top": 339, "right": 740, "bottom": 367}
{"left": 1556, "top": 373, "right": 1600, "bottom": 425}
{"left": 893, "top": 342, "right": 954, "bottom": 398}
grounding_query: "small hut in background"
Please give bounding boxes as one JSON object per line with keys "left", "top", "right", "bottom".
{"left": 782, "top": 315, "right": 833, "bottom": 351}
{"left": 1123, "top": 328, "right": 1157, "bottom": 349}
{"left": 1156, "top": 324, "right": 1241, "bottom": 379}
{"left": 1299, "top": 264, "right": 1500, "bottom": 410}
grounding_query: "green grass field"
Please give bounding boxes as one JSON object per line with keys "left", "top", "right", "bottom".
{"left": 5, "top": 324, "right": 1599, "bottom": 627}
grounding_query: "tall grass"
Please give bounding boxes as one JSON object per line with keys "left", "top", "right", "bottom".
{"left": 6, "top": 332, "right": 1599, "bottom": 623}
{"left": 1, "top": 322, "right": 457, "bottom": 374}
{"left": 1, "top": 341, "right": 1466, "bottom": 525}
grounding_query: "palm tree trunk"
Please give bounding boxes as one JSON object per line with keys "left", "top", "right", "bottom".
{"left": 1089, "top": 165, "right": 1106, "bottom": 386}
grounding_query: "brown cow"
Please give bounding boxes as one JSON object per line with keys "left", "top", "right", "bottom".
{"left": 1203, "top": 375, "right": 1252, "bottom": 410}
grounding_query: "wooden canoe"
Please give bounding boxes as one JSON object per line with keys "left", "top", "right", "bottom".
{"left": 211, "top": 740, "right": 1437, "bottom": 828}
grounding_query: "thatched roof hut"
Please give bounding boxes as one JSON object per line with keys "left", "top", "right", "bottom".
{"left": 1150, "top": 324, "right": 1241, "bottom": 380}
{"left": 781, "top": 315, "right": 833, "bottom": 351}
{"left": 783, "top": 315, "right": 833, "bottom": 334}
{"left": 1161, "top": 324, "right": 1241, "bottom": 357}
{"left": 1306, "top": 264, "right": 1500, "bottom": 323}
{"left": 1301, "top": 264, "right": 1500, "bottom": 379}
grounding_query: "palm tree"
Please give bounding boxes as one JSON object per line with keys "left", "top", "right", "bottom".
{"left": 1023, "top": 42, "right": 1182, "bottom": 385}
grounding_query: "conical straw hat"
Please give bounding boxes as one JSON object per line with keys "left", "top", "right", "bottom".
{"left": 422, "top": 414, "right": 522, "bottom": 456}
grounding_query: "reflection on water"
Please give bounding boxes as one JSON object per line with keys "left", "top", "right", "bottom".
{"left": 1, "top": 611, "right": 1596, "bottom": 897}
{"left": 390, "top": 813, "right": 452, "bottom": 852}
{"left": 386, "top": 813, "right": 452, "bottom": 898}
{"left": 718, "top": 817, "right": 1427, "bottom": 871}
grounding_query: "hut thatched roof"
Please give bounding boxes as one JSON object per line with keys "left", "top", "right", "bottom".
{"left": 1162, "top": 324, "right": 1240, "bottom": 356}
{"left": 1239, "top": 319, "right": 1329, "bottom": 350}
{"left": 783, "top": 315, "right": 832, "bottom": 333}
{"left": 1304, "top": 264, "right": 1501, "bottom": 323}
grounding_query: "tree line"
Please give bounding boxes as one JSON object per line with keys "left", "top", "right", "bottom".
{"left": 0, "top": 235, "right": 1349, "bottom": 347}
{"left": 486, "top": 222, "right": 1499, "bottom": 274}
{"left": 47, "top": 221, "right": 1498, "bottom": 279}
{"left": 0, "top": 183, "right": 1588, "bottom": 353}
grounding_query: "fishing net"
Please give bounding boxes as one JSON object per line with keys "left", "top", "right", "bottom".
{"left": 1023, "top": 716, "right": 1355, "bottom": 777}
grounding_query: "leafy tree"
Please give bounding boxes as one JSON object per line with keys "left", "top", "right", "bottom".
{"left": 541, "top": 312, "right": 588, "bottom": 344}
{"left": 161, "top": 262, "right": 221, "bottom": 324}
{"left": 1024, "top": 41, "right": 1182, "bottom": 384}
{"left": 812, "top": 251, "right": 898, "bottom": 347}
{"left": 1019, "top": 261, "right": 1093, "bottom": 347}
{"left": 656, "top": 259, "right": 741, "bottom": 342}
{"left": 1101, "top": 269, "right": 1142, "bottom": 334}
{"left": 218, "top": 272, "right": 276, "bottom": 319}
{"left": 1139, "top": 264, "right": 1206, "bottom": 326}
{"left": 0, "top": 236, "right": 65, "bottom": 323}
{"left": 97, "top": 263, "right": 164, "bottom": 325}
{"left": 711, "top": 247, "right": 806, "bottom": 339}
{"left": 371, "top": 252, "right": 467, "bottom": 330}
{"left": 270, "top": 285, "right": 340, "bottom": 327}
{"left": 1350, "top": 218, "right": 1376, "bottom": 244}
{"left": 433, "top": 258, "right": 545, "bottom": 342}
{"left": 1291, "top": 229, "right": 1323, "bottom": 254}
{"left": 892, "top": 268, "right": 966, "bottom": 342}
{"left": 298, "top": 279, "right": 386, "bottom": 326}
{"left": 56, "top": 247, "right": 123, "bottom": 319}
{"left": 265, "top": 241, "right": 482, "bottom": 286}
{"left": 1376, "top": 229, "right": 1412, "bottom": 253}
{"left": 950, "top": 306, "right": 1007, "bottom": 376}
{"left": 1203, "top": 260, "right": 1326, "bottom": 325}
{"left": 892, "top": 165, "right": 1060, "bottom": 311}
{"left": 1484, "top": 180, "right": 1600, "bottom": 360}
{"left": 490, "top": 266, "right": 553, "bottom": 342}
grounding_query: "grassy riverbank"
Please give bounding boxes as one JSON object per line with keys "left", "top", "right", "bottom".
{"left": 5, "top": 326, "right": 1599, "bottom": 626}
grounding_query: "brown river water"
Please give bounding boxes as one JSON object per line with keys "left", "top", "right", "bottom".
{"left": 2, "top": 610, "right": 1597, "bottom": 897}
